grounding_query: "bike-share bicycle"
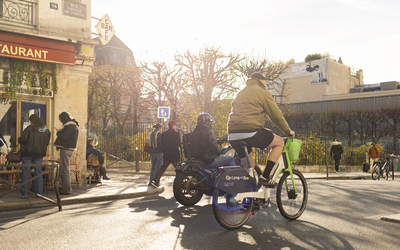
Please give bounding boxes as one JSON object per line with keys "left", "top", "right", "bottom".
{"left": 212, "top": 138, "right": 308, "bottom": 230}
{"left": 372, "top": 154, "right": 399, "bottom": 180}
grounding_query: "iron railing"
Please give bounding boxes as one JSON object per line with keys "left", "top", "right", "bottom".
{"left": 0, "top": 0, "right": 37, "bottom": 27}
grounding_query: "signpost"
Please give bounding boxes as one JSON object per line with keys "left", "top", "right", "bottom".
{"left": 94, "top": 14, "right": 115, "bottom": 45}
{"left": 158, "top": 107, "right": 170, "bottom": 119}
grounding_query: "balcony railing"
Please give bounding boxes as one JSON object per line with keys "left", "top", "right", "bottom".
{"left": 0, "top": 0, "right": 36, "bottom": 27}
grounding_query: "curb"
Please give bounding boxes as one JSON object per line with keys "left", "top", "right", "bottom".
{"left": 381, "top": 214, "right": 400, "bottom": 223}
{"left": 0, "top": 186, "right": 164, "bottom": 212}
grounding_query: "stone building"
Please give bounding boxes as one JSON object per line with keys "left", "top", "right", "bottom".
{"left": 277, "top": 58, "right": 400, "bottom": 151}
{"left": 280, "top": 58, "right": 364, "bottom": 104}
{"left": 0, "top": 0, "right": 96, "bottom": 186}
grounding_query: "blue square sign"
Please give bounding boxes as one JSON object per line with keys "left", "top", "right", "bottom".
{"left": 158, "top": 106, "right": 170, "bottom": 118}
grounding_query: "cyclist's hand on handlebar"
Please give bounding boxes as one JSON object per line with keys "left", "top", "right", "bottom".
{"left": 288, "top": 130, "right": 295, "bottom": 138}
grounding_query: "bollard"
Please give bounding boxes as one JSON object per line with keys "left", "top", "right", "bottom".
{"left": 135, "top": 147, "right": 140, "bottom": 172}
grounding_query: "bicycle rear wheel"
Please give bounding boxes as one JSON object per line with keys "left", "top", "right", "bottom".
{"left": 371, "top": 164, "right": 379, "bottom": 180}
{"left": 384, "top": 164, "right": 392, "bottom": 180}
{"left": 276, "top": 169, "right": 308, "bottom": 220}
{"left": 212, "top": 188, "right": 253, "bottom": 230}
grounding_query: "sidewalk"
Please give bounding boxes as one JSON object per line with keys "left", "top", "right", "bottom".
{"left": 0, "top": 174, "right": 164, "bottom": 212}
{"left": 1, "top": 167, "right": 400, "bottom": 224}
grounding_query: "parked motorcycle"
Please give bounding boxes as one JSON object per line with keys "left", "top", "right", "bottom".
{"left": 173, "top": 130, "right": 261, "bottom": 206}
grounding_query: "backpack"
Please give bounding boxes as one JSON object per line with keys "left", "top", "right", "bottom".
{"left": 182, "top": 130, "right": 205, "bottom": 159}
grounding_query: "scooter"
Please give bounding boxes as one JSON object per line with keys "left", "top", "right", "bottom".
{"left": 173, "top": 130, "right": 261, "bottom": 206}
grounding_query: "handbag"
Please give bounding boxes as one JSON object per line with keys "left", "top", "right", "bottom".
{"left": 143, "top": 142, "right": 149, "bottom": 153}
{"left": 6, "top": 148, "right": 22, "bottom": 163}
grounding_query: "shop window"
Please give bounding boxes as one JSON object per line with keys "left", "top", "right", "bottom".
{"left": 0, "top": 100, "right": 17, "bottom": 152}
{"left": 0, "top": 70, "right": 10, "bottom": 84}
{"left": 32, "top": 74, "right": 51, "bottom": 88}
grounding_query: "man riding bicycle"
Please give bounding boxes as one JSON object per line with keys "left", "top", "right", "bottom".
{"left": 228, "top": 72, "right": 295, "bottom": 187}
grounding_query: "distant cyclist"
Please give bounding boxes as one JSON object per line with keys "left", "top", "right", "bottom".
{"left": 228, "top": 72, "right": 295, "bottom": 186}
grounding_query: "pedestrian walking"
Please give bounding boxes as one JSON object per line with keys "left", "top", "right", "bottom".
{"left": 367, "top": 142, "right": 380, "bottom": 173}
{"left": 151, "top": 120, "right": 181, "bottom": 188}
{"left": 18, "top": 114, "right": 51, "bottom": 198}
{"left": 330, "top": 139, "right": 343, "bottom": 173}
{"left": 54, "top": 112, "right": 79, "bottom": 195}
{"left": 148, "top": 123, "right": 163, "bottom": 186}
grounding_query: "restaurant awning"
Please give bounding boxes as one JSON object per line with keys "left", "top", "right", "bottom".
{"left": 0, "top": 31, "right": 76, "bottom": 65}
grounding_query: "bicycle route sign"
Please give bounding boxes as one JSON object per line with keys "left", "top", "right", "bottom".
{"left": 158, "top": 107, "right": 170, "bottom": 119}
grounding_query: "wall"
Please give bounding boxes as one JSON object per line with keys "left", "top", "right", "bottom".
{"left": 282, "top": 75, "right": 326, "bottom": 103}
{"left": 0, "top": 0, "right": 93, "bottom": 44}
{"left": 326, "top": 59, "right": 350, "bottom": 96}
{"left": 281, "top": 58, "right": 359, "bottom": 104}
{"left": 0, "top": 0, "right": 96, "bottom": 186}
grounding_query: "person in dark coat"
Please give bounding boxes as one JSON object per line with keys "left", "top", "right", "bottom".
{"left": 148, "top": 123, "right": 163, "bottom": 186}
{"left": 151, "top": 120, "right": 181, "bottom": 188}
{"left": 194, "top": 113, "right": 235, "bottom": 169}
{"left": 54, "top": 112, "right": 79, "bottom": 195}
{"left": 18, "top": 114, "right": 51, "bottom": 198}
{"left": 330, "top": 139, "right": 344, "bottom": 173}
{"left": 86, "top": 138, "right": 110, "bottom": 180}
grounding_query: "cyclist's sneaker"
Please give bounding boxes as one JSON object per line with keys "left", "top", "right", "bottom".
{"left": 258, "top": 177, "right": 278, "bottom": 187}
{"left": 150, "top": 180, "right": 159, "bottom": 188}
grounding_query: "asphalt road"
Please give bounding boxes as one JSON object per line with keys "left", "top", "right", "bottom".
{"left": 0, "top": 174, "right": 400, "bottom": 250}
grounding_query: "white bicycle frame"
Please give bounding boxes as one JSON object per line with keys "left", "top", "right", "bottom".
{"left": 235, "top": 154, "right": 285, "bottom": 202}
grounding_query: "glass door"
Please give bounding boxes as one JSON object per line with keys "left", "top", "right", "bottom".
{"left": 21, "top": 100, "right": 47, "bottom": 133}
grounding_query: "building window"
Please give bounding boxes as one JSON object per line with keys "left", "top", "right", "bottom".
{"left": 319, "top": 73, "right": 323, "bottom": 82}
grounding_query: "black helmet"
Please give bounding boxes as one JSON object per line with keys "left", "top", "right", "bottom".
{"left": 197, "top": 113, "right": 215, "bottom": 129}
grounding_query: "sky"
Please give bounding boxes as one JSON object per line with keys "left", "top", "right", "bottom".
{"left": 91, "top": 0, "right": 400, "bottom": 85}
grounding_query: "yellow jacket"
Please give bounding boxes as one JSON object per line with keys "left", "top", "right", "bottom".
{"left": 228, "top": 78, "right": 291, "bottom": 135}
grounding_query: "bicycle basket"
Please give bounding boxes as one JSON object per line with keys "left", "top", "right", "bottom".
{"left": 287, "top": 139, "right": 302, "bottom": 163}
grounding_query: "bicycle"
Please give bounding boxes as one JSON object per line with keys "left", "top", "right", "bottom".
{"left": 372, "top": 154, "right": 399, "bottom": 180}
{"left": 212, "top": 138, "right": 308, "bottom": 230}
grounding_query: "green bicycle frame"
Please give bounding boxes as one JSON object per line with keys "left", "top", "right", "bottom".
{"left": 273, "top": 139, "right": 298, "bottom": 195}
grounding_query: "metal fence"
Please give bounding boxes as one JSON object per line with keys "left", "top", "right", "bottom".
{"left": 89, "top": 124, "right": 399, "bottom": 166}
{"left": 89, "top": 123, "right": 271, "bottom": 164}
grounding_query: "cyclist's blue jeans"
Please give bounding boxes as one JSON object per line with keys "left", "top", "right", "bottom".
{"left": 21, "top": 156, "right": 43, "bottom": 196}
{"left": 150, "top": 153, "right": 163, "bottom": 183}
{"left": 206, "top": 155, "right": 236, "bottom": 169}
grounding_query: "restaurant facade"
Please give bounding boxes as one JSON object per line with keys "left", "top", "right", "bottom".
{"left": 0, "top": 0, "right": 96, "bottom": 186}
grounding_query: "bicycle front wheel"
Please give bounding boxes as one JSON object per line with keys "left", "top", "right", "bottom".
{"left": 276, "top": 169, "right": 308, "bottom": 220}
{"left": 212, "top": 188, "right": 253, "bottom": 230}
{"left": 371, "top": 164, "right": 379, "bottom": 180}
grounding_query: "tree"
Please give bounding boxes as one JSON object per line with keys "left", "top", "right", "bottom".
{"left": 88, "top": 64, "right": 142, "bottom": 135}
{"left": 381, "top": 109, "right": 400, "bottom": 153}
{"left": 237, "top": 57, "right": 289, "bottom": 104}
{"left": 140, "top": 61, "right": 188, "bottom": 121}
{"left": 174, "top": 46, "right": 244, "bottom": 113}
{"left": 304, "top": 53, "right": 323, "bottom": 62}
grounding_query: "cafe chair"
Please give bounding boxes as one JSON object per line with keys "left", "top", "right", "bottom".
{"left": 87, "top": 154, "right": 102, "bottom": 185}
{"left": 70, "top": 154, "right": 81, "bottom": 189}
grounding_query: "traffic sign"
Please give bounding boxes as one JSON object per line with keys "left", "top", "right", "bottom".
{"left": 158, "top": 107, "right": 170, "bottom": 118}
{"left": 94, "top": 14, "right": 115, "bottom": 45}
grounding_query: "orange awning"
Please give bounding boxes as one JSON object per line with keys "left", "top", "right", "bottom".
{"left": 0, "top": 31, "right": 75, "bottom": 65}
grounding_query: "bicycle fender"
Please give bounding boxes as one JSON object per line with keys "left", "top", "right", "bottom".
{"left": 214, "top": 167, "right": 257, "bottom": 196}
